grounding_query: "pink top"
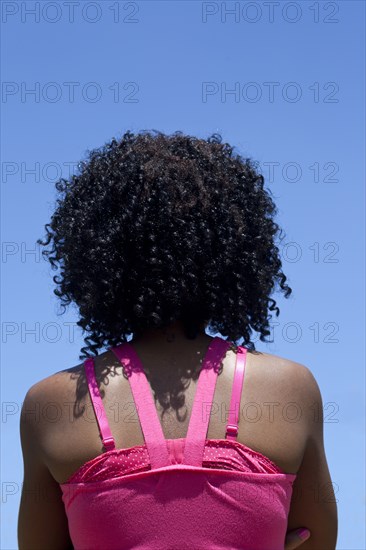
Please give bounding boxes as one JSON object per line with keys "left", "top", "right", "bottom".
{"left": 60, "top": 336, "right": 297, "bottom": 549}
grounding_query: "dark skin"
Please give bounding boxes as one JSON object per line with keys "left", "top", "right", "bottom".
{"left": 18, "top": 321, "right": 337, "bottom": 549}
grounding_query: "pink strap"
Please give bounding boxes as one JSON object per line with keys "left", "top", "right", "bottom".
{"left": 84, "top": 358, "right": 116, "bottom": 452}
{"left": 110, "top": 343, "right": 171, "bottom": 469}
{"left": 225, "top": 346, "right": 247, "bottom": 440}
{"left": 183, "top": 337, "right": 232, "bottom": 466}
{"left": 84, "top": 338, "right": 245, "bottom": 469}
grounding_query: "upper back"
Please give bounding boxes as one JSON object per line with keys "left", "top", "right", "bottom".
{"left": 34, "top": 336, "right": 308, "bottom": 485}
{"left": 20, "top": 336, "right": 338, "bottom": 550}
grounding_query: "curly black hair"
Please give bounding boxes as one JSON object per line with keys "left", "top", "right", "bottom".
{"left": 37, "top": 129, "right": 292, "bottom": 360}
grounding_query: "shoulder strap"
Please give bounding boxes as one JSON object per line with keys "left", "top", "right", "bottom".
{"left": 225, "top": 345, "right": 247, "bottom": 440}
{"left": 183, "top": 337, "right": 232, "bottom": 466}
{"left": 110, "top": 343, "right": 171, "bottom": 469}
{"left": 111, "top": 336, "right": 231, "bottom": 470}
{"left": 84, "top": 358, "right": 116, "bottom": 452}
{"left": 85, "top": 337, "right": 236, "bottom": 469}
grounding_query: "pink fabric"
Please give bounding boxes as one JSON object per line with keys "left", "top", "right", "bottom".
{"left": 64, "top": 437, "right": 286, "bottom": 484}
{"left": 60, "top": 336, "right": 296, "bottom": 549}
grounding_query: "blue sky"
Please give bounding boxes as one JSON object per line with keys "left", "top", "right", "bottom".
{"left": 1, "top": 1, "right": 365, "bottom": 548}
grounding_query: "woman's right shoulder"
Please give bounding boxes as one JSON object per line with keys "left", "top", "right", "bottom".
{"left": 234, "top": 349, "right": 324, "bottom": 475}
{"left": 250, "top": 349, "right": 322, "bottom": 392}
{"left": 247, "top": 349, "right": 324, "bottom": 429}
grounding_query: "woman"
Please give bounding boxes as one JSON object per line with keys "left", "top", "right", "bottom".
{"left": 18, "top": 130, "right": 337, "bottom": 549}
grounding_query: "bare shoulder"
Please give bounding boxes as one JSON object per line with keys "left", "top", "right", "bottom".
{"left": 250, "top": 348, "right": 317, "bottom": 376}
{"left": 20, "top": 349, "right": 118, "bottom": 431}
{"left": 22, "top": 362, "right": 84, "bottom": 406}
{"left": 20, "top": 361, "right": 87, "bottom": 443}
{"left": 246, "top": 349, "right": 324, "bottom": 431}
{"left": 249, "top": 350, "right": 322, "bottom": 398}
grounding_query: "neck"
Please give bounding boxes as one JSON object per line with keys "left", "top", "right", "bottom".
{"left": 132, "top": 320, "right": 208, "bottom": 349}
{"left": 128, "top": 321, "right": 213, "bottom": 418}
{"left": 130, "top": 320, "right": 213, "bottom": 389}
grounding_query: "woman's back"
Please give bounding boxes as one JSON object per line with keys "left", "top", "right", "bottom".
{"left": 40, "top": 334, "right": 306, "bottom": 487}
{"left": 22, "top": 332, "right": 313, "bottom": 549}
{"left": 20, "top": 330, "right": 338, "bottom": 549}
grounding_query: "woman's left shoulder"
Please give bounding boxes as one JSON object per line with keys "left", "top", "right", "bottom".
{"left": 22, "top": 361, "right": 84, "bottom": 411}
